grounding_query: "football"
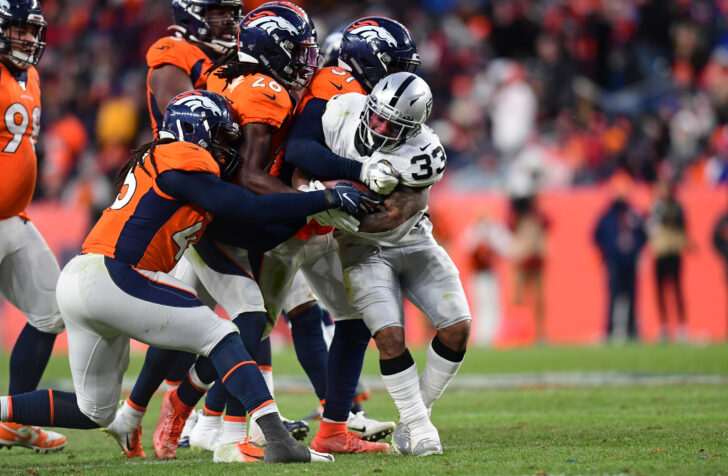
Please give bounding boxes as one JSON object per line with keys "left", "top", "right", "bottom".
{"left": 321, "top": 179, "right": 378, "bottom": 198}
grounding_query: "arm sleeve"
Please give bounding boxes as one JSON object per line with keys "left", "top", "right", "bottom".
{"left": 206, "top": 216, "right": 306, "bottom": 252}
{"left": 156, "top": 170, "right": 331, "bottom": 225}
{"left": 286, "top": 98, "right": 363, "bottom": 180}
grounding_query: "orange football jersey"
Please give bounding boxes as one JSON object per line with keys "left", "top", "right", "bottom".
{"left": 0, "top": 63, "right": 41, "bottom": 219}
{"left": 83, "top": 141, "right": 219, "bottom": 273}
{"left": 289, "top": 67, "right": 366, "bottom": 240}
{"left": 297, "top": 66, "right": 366, "bottom": 114}
{"left": 207, "top": 71, "right": 294, "bottom": 174}
{"left": 146, "top": 36, "right": 216, "bottom": 136}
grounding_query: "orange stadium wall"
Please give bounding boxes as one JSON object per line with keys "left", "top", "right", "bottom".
{"left": 425, "top": 183, "right": 728, "bottom": 346}
{"left": 1, "top": 186, "right": 726, "bottom": 352}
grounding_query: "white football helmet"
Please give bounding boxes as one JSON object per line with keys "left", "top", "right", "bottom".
{"left": 358, "top": 72, "right": 432, "bottom": 154}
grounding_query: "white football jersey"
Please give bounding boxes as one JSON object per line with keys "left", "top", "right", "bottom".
{"left": 322, "top": 93, "right": 446, "bottom": 246}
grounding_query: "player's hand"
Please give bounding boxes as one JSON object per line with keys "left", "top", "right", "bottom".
{"left": 360, "top": 158, "right": 399, "bottom": 195}
{"left": 325, "top": 182, "right": 380, "bottom": 215}
{"left": 312, "top": 209, "right": 360, "bottom": 233}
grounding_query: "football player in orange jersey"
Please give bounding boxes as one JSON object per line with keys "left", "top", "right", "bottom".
{"left": 0, "top": 89, "right": 376, "bottom": 464}
{"left": 141, "top": 3, "right": 329, "bottom": 461}
{"left": 0, "top": 0, "right": 67, "bottom": 453}
{"left": 284, "top": 17, "right": 426, "bottom": 454}
{"left": 139, "top": 0, "right": 247, "bottom": 450}
{"left": 146, "top": 0, "right": 243, "bottom": 137}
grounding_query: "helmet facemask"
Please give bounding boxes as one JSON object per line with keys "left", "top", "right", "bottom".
{"left": 1, "top": 15, "right": 46, "bottom": 68}
{"left": 172, "top": 1, "right": 243, "bottom": 55}
{"left": 207, "top": 121, "right": 241, "bottom": 181}
{"left": 358, "top": 95, "right": 421, "bottom": 154}
{"left": 204, "top": 5, "right": 243, "bottom": 54}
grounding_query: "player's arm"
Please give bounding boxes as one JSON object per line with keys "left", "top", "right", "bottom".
{"left": 286, "top": 98, "right": 363, "bottom": 180}
{"left": 238, "top": 122, "right": 299, "bottom": 194}
{"left": 358, "top": 184, "right": 430, "bottom": 233}
{"left": 206, "top": 216, "right": 305, "bottom": 252}
{"left": 156, "top": 170, "right": 359, "bottom": 225}
{"left": 149, "top": 64, "right": 194, "bottom": 114}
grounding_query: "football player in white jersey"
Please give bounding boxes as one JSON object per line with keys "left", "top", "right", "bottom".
{"left": 287, "top": 72, "right": 471, "bottom": 456}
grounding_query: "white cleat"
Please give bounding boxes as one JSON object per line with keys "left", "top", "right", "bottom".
{"left": 189, "top": 410, "right": 222, "bottom": 452}
{"left": 391, "top": 422, "right": 411, "bottom": 455}
{"left": 213, "top": 439, "right": 264, "bottom": 463}
{"left": 178, "top": 408, "right": 198, "bottom": 448}
{"left": 103, "top": 408, "right": 146, "bottom": 458}
{"left": 0, "top": 422, "right": 66, "bottom": 453}
{"left": 347, "top": 411, "right": 395, "bottom": 442}
{"left": 410, "top": 423, "right": 443, "bottom": 457}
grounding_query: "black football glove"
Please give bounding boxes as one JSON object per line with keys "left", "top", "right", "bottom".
{"left": 324, "top": 182, "right": 381, "bottom": 215}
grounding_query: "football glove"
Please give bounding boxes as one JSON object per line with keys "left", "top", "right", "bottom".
{"left": 360, "top": 158, "right": 399, "bottom": 195}
{"left": 311, "top": 209, "right": 360, "bottom": 233}
{"left": 324, "top": 182, "right": 380, "bottom": 215}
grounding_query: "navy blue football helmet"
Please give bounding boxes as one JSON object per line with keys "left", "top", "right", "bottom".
{"left": 339, "top": 17, "right": 420, "bottom": 92}
{"left": 0, "top": 0, "right": 46, "bottom": 68}
{"left": 237, "top": 3, "right": 318, "bottom": 90}
{"left": 319, "top": 30, "right": 343, "bottom": 68}
{"left": 161, "top": 90, "right": 242, "bottom": 180}
{"left": 171, "top": 0, "right": 243, "bottom": 55}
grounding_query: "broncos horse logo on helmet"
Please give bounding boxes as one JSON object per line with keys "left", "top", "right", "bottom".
{"left": 0, "top": 0, "right": 46, "bottom": 68}
{"left": 236, "top": 3, "right": 318, "bottom": 90}
{"left": 339, "top": 17, "right": 420, "bottom": 93}
{"left": 161, "top": 90, "right": 242, "bottom": 181}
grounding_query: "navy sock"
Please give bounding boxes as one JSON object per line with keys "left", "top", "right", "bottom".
{"left": 128, "top": 346, "right": 178, "bottom": 409}
{"left": 322, "top": 320, "right": 370, "bottom": 422}
{"left": 203, "top": 380, "right": 226, "bottom": 415}
{"left": 209, "top": 334, "right": 272, "bottom": 412}
{"left": 222, "top": 311, "right": 268, "bottom": 417}
{"left": 321, "top": 308, "right": 334, "bottom": 327}
{"left": 257, "top": 337, "right": 272, "bottom": 368}
{"left": 176, "top": 352, "right": 220, "bottom": 408}
{"left": 165, "top": 352, "right": 196, "bottom": 386}
{"left": 9, "top": 390, "right": 98, "bottom": 429}
{"left": 9, "top": 324, "right": 57, "bottom": 395}
{"left": 289, "top": 305, "right": 329, "bottom": 401}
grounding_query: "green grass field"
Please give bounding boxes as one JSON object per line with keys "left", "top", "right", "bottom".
{"left": 0, "top": 344, "right": 726, "bottom": 475}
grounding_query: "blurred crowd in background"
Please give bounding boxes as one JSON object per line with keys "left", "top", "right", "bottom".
{"left": 32, "top": 0, "right": 728, "bottom": 207}
{"left": 28, "top": 0, "right": 728, "bottom": 202}
{"left": 25, "top": 0, "right": 728, "bottom": 344}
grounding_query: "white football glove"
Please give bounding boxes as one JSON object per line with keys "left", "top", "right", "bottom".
{"left": 298, "top": 179, "right": 326, "bottom": 192}
{"left": 311, "top": 209, "right": 359, "bottom": 233}
{"left": 360, "top": 158, "right": 399, "bottom": 195}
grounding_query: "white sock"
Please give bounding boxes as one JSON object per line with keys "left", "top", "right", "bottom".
{"left": 0, "top": 396, "right": 9, "bottom": 421}
{"left": 196, "top": 411, "right": 222, "bottom": 430}
{"left": 218, "top": 417, "right": 246, "bottom": 445}
{"left": 260, "top": 368, "right": 275, "bottom": 397}
{"left": 381, "top": 363, "right": 432, "bottom": 433}
{"left": 121, "top": 399, "right": 145, "bottom": 428}
{"left": 419, "top": 342, "right": 464, "bottom": 412}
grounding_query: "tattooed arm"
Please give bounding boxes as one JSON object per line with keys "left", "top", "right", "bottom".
{"left": 358, "top": 184, "right": 430, "bottom": 233}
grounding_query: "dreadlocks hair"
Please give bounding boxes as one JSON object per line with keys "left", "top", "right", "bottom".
{"left": 206, "top": 50, "right": 264, "bottom": 90}
{"left": 112, "top": 138, "right": 176, "bottom": 195}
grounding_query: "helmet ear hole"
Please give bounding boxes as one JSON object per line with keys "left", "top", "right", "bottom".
{"left": 183, "top": 122, "right": 195, "bottom": 134}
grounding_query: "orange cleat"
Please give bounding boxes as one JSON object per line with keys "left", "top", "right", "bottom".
{"left": 152, "top": 390, "right": 193, "bottom": 460}
{"left": 311, "top": 430, "right": 390, "bottom": 454}
{"left": 0, "top": 422, "right": 66, "bottom": 453}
